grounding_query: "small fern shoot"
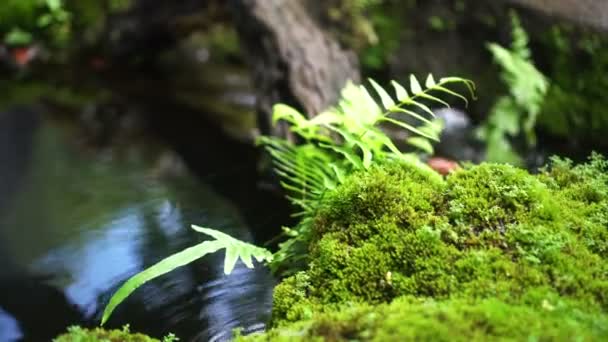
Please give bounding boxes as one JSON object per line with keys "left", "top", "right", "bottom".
{"left": 101, "top": 225, "right": 272, "bottom": 326}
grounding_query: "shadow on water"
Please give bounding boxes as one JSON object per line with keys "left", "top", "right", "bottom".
{"left": 0, "top": 103, "right": 285, "bottom": 341}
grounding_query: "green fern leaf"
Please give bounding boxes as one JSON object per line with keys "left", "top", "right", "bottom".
{"left": 439, "top": 77, "right": 476, "bottom": 99}
{"left": 407, "top": 136, "right": 434, "bottom": 154}
{"left": 101, "top": 226, "right": 272, "bottom": 326}
{"left": 425, "top": 74, "right": 437, "bottom": 88}
{"left": 406, "top": 98, "right": 436, "bottom": 117}
{"left": 417, "top": 91, "right": 451, "bottom": 108}
{"left": 391, "top": 80, "right": 409, "bottom": 102}
{"left": 330, "top": 163, "right": 346, "bottom": 184}
{"left": 272, "top": 104, "right": 307, "bottom": 127}
{"left": 320, "top": 143, "right": 365, "bottom": 170}
{"left": 410, "top": 75, "right": 423, "bottom": 95}
{"left": 381, "top": 117, "right": 439, "bottom": 141}
{"left": 390, "top": 107, "right": 435, "bottom": 126}
{"left": 191, "top": 225, "right": 273, "bottom": 273}
{"left": 431, "top": 84, "right": 470, "bottom": 106}
{"left": 369, "top": 78, "right": 396, "bottom": 110}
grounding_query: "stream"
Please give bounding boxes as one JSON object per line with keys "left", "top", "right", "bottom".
{"left": 0, "top": 102, "right": 283, "bottom": 341}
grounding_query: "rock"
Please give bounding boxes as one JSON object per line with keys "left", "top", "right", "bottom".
{"left": 506, "top": 0, "right": 608, "bottom": 32}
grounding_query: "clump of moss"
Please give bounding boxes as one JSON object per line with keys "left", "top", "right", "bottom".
{"left": 258, "top": 156, "right": 608, "bottom": 340}
{"left": 239, "top": 295, "right": 608, "bottom": 341}
{"left": 538, "top": 153, "right": 608, "bottom": 258}
{"left": 54, "top": 325, "right": 175, "bottom": 342}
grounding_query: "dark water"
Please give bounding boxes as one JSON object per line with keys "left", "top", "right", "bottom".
{"left": 0, "top": 107, "right": 279, "bottom": 341}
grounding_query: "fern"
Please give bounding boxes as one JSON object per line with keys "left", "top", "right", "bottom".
{"left": 261, "top": 74, "right": 474, "bottom": 273}
{"left": 100, "top": 225, "right": 272, "bottom": 326}
{"left": 478, "top": 12, "right": 549, "bottom": 165}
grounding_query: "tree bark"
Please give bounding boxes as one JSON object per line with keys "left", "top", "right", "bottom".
{"left": 229, "top": 0, "right": 360, "bottom": 137}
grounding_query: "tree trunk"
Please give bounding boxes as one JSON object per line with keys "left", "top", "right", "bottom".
{"left": 229, "top": 0, "right": 360, "bottom": 137}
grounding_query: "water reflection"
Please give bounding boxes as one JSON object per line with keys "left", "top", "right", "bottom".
{"left": 0, "top": 109, "right": 275, "bottom": 341}
{"left": 0, "top": 308, "right": 22, "bottom": 342}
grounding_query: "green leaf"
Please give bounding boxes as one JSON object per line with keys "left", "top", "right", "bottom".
{"left": 309, "top": 111, "right": 341, "bottom": 126}
{"left": 410, "top": 75, "right": 423, "bottom": 95}
{"left": 439, "top": 77, "right": 477, "bottom": 99}
{"left": 432, "top": 85, "right": 470, "bottom": 107}
{"left": 320, "top": 143, "right": 364, "bottom": 170}
{"left": 272, "top": 104, "right": 308, "bottom": 128}
{"left": 381, "top": 117, "right": 439, "bottom": 141}
{"left": 101, "top": 226, "right": 272, "bottom": 326}
{"left": 417, "top": 92, "right": 450, "bottom": 108}
{"left": 368, "top": 78, "right": 395, "bottom": 110}
{"left": 391, "top": 80, "right": 409, "bottom": 102}
{"left": 46, "top": 0, "right": 63, "bottom": 11}
{"left": 407, "top": 136, "right": 434, "bottom": 154}
{"left": 355, "top": 141, "right": 373, "bottom": 169}
{"left": 390, "top": 107, "right": 435, "bottom": 126}
{"left": 200, "top": 231, "right": 269, "bottom": 266}
{"left": 330, "top": 163, "right": 345, "bottom": 184}
{"left": 4, "top": 28, "right": 32, "bottom": 46}
{"left": 101, "top": 240, "right": 223, "bottom": 326}
{"left": 37, "top": 14, "right": 53, "bottom": 27}
{"left": 425, "top": 74, "right": 437, "bottom": 88}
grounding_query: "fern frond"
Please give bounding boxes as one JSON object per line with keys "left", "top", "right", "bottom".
{"left": 101, "top": 226, "right": 272, "bottom": 326}
{"left": 480, "top": 11, "right": 549, "bottom": 164}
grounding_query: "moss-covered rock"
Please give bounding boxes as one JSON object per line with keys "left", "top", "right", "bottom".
{"left": 53, "top": 326, "right": 171, "bottom": 342}
{"left": 247, "top": 155, "right": 608, "bottom": 340}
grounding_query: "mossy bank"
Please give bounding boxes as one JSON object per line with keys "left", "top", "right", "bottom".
{"left": 239, "top": 155, "right": 608, "bottom": 341}
{"left": 53, "top": 326, "right": 177, "bottom": 342}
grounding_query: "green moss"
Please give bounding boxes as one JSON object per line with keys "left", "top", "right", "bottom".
{"left": 53, "top": 326, "right": 168, "bottom": 342}
{"left": 250, "top": 156, "right": 608, "bottom": 340}
{"left": 239, "top": 296, "right": 608, "bottom": 341}
{"left": 271, "top": 272, "right": 319, "bottom": 325}
{"left": 538, "top": 153, "right": 608, "bottom": 258}
{"left": 445, "top": 163, "right": 553, "bottom": 230}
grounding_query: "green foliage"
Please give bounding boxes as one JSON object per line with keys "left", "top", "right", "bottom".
{"left": 263, "top": 155, "right": 608, "bottom": 338}
{"left": 238, "top": 296, "right": 608, "bottom": 341}
{"left": 54, "top": 325, "right": 177, "bottom": 342}
{"left": 537, "top": 27, "right": 608, "bottom": 144}
{"left": 320, "top": 0, "right": 408, "bottom": 69}
{"left": 67, "top": 0, "right": 135, "bottom": 45}
{"left": 325, "top": 0, "right": 383, "bottom": 49}
{"left": 101, "top": 225, "right": 272, "bottom": 326}
{"left": 1, "top": 0, "right": 71, "bottom": 46}
{"left": 4, "top": 28, "right": 34, "bottom": 46}
{"left": 0, "top": 0, "right": 135, "bottom": 48}
{"left": 477, "top": 12, "right": 549, "bottom": 165}
{"left": 359, "top": 1, "right": 404, "bottom": 69}
{"left": 260, "top": 75, "right": 474, "bottom": 274}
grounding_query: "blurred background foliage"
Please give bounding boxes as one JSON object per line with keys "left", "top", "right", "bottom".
{"left": 1, "top": 0, "right": 607, "bottom": 165}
